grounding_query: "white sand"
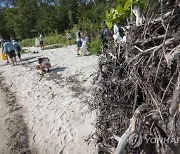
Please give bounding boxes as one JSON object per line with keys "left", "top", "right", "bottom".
{"left": 0, "top": 88, "right": 11, "bottom": 154}
{"left": 0, "top": 45, "right": 98, "bottom": 154}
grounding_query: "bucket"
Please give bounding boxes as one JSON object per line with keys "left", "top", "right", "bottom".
{"left": 0, "top": 53, "right": 7, "bottom": 60}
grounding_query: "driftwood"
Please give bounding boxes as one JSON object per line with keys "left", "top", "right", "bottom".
{"left": 95, "top": 2, "right": 180, "bottom": 154}
{"left": 113, "top": 104, "right": 149, "bottom": 154}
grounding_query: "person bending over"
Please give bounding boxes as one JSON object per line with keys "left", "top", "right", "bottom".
{"left": 3, "top": 40, "right": 17, "bottom": 66}
{"left": 36, "top": 57, "right": 51, "bottom": 74}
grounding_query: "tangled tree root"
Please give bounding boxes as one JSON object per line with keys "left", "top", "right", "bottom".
{"left": 96, "top": 2, "right": 180, "bottom": 154}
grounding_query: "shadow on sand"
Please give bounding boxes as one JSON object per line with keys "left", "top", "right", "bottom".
{"left": 50, "top": 67, "right": 66, "bottom": 73}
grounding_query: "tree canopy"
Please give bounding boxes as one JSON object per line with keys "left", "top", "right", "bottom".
{"left": 0, "top": 0, "right": 115, "bottom": 40}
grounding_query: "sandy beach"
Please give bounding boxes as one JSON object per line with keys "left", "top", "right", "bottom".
{"left": 0, "top": 45, "right": 98, "bottom": 154}
{"left": 0, "top": 87, "right": 11, "bottom": 154}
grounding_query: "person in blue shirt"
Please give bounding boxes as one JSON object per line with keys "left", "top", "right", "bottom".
{"left": 1, "top": 36, "right": 9, "bottom": 63}
{"left": 12, "top": 39, "right": 22, "bottom": 60}
{"left": 3, "top": 40, "right": 17, "bottom": 66}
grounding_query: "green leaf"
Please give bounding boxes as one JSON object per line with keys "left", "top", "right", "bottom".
{"left": 112, "top": 13, "right": 117, "bottom": 20}
{"left": 106, "top": 21, "right": 113, "bottom": 29}
{"left": 122, "top": 0, "right": 127, "bottom": 6}
{"left": 116, "top": 4, "right": 124, "bottom": 15}
{"left": 117, "top": 0, "right": 123, "bottom": 4}
{"left": 106, "top": 10, "right": 110, "bottom": 19}
{"left": 110, "top": 8, "right": 115, "bottom": 13}
{"left": 124, "top": 0, "right": 131, "bottom": 11}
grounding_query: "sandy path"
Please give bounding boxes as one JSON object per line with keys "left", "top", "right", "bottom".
{"left": 0, "top": 45, "right": 98, "bottom": 154}
{"left": 0, "top": 88, "right": 11, "bottom": 154}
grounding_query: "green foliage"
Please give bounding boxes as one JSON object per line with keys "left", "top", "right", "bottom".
{"left": 20, "top": 33, "right": 69, "bottom": 47}
{"left": 44, "top": 34, "right": 67, "bottom": 46}
{"left": 20, "top": 38, "right": 35, "bottom": 47}
{"left": 2, "top": 0, "right": 150, "bottom": 50}
{"left": 0, "top": 9, "right": 9, "bottom": 37}
{"left": 88, "top": 36, "right": 101, "bottom": 55}
{"left": 105, "top": 0, "right": 148, "bottom": 29}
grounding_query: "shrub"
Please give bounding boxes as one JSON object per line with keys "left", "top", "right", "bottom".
{"left": 19, "top": 33, "right": 74, "bottom": 47}
{"left": 20, "top": 38, "right": 35, "bottom": 47}
{"left": 88, "top": 36, "right": 102, "bottom": 55}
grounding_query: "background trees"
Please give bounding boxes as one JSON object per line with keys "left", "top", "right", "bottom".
{"left": 0, "top": 0, "right": 109, "bottom": 40}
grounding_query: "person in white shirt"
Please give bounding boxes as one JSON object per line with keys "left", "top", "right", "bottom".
{"left": 76, "top": 28, "right": 82, "bottom": 55}
{"left": 39, "top": 33, "right": 44, "bottom": 50}
{"left": 36, "top": 57, "right": 51, "bottom": 74}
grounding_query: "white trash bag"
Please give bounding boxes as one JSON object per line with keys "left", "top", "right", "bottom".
{"left": 35, "top": 38, "right": 40, "bottom": 47}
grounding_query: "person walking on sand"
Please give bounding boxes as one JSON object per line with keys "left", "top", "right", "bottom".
{"left": 3, "top": 40, "right": 17, "bottom": 66}
{"left": 0, "top": 36, "right": 9, "bottom": 63}
{"left": 12, "top": 39, "right": 22, "bottom": 60}
{"left": 67, "top": 31, "right": 72, "bottom": 45}
{"left": 39, "top": 33, "right": 44, "bottom": 50}
{"left": 76, "top": 28, "right": 82, "bottom": 55}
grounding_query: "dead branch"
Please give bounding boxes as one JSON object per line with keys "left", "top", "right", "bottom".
{"left": 113, "top": 104, "right": 149, "bottom": 154}
{"left": 96, "top": 4, "right": 180, "bottom": 154}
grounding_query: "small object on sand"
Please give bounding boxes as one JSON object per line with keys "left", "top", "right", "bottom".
{"left": 39, "top": 72, "right": 44, "bottom": 81}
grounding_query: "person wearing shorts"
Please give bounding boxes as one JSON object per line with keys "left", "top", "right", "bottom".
{"left": 12, "top": 40, "right": 22, "bottom": 60}
{"left": 3, "top": 41, "right": 17, "bottom": 66}
{"left": 39, "top": 33, "right": 44, "bottom": 50}
{"left": 67, "top": 32, "right": 72, "bottom": 45}
{"left": 76, "top": 28, "right": 82, "bottom": 55}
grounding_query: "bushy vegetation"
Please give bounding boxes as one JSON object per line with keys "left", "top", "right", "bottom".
{"left": 0, "top": 0, "right": 114, "bottom": 40}
{"left": 20, "top": 33, "right": 74, "bottom": 47}
{"left": 0, "top": 0, "right": 156, "bottom": 55}
{"left": 88, "top": 36, "right": 102, "bottom": 55}
{"left": 19, "top": 38, "right": 35, "bottom": 47}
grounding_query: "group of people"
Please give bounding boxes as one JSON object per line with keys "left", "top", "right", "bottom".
{"left": 0, "top": 35, "right": 50, "bottom": 76}
{"left": 0, "top": 36, "right": 22, "bottom": 66}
